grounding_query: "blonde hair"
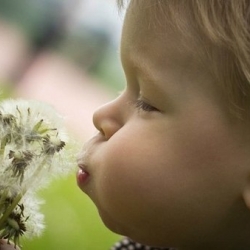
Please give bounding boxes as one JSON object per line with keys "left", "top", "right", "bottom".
{"left": 118, "top": 0, "right": 250, "bottom": 119}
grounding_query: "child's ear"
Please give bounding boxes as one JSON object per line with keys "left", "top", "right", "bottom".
{"left": 243, "top": 179, "right": 250, "bottom": 210}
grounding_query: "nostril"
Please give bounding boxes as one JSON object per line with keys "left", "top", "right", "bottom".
{"left": 99, "top": 120, "right": 121, "bottom": 140}
{"left": 93, "top": 113, "right": 106, "bottom": 137}
{"left": 99, "top": 128, "right": 105, "bottom": 137}
{"left": 92, "top": 99, "right": 123, "bottom": 140}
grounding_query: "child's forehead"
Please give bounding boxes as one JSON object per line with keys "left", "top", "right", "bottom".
{"left": 126, "top": 1, "right": 198, "bottom": 39}
{"left": 124, "top": 1, "right": 200, "bottom": 52}
{"left": 121, "top": 2, "right": 210, "bottom": 86}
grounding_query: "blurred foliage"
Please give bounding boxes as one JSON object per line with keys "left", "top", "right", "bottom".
{"left": 0, "top": 84, "right": 14, "bottom": 100}
{"left": 56, "top": 23, "right": 125, "bottom": 94}
{"left": 94, "top": 48, "right": 125, "bottom": 93}
{"left": 0, "top": 0, "right": 64, "bottom": 48}
{"left": 0, "top": 0, "right": 125, "bottom": 93}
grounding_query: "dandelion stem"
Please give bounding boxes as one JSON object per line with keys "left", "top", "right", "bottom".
{"left": 0, "top": 193, "right": 22, "bottom": 229}
{"left": 0, "top": 156, "right": 48, "bottom": 231}
{"left": 0, "top": 190, "right": 8, "bottom": 207}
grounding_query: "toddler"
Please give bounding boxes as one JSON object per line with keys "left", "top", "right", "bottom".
{"left": 3, "top": 0, "right": 250, "bottom": 249}
{"left": 77, "top": 0, "right": 250, "bottom": 249}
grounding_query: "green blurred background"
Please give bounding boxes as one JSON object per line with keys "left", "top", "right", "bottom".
{"left": 0, "top": 0, "right": 125, "bottom": 249}
{"left": 22, "top": 174, "right": 121, "bottom": 250}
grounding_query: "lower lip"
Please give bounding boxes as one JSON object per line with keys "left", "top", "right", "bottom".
{"left": 76, "top": 168, "right": 90, "bottom": 186}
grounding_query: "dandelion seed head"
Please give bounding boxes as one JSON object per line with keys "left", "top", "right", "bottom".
{"left": 18, "top": 194, "right": 45, "bottom": 239}
{"left": 0, "top": 98, "right": 76, "bottom": 247}
{"left": 0, "top": 99, "right": 75, "bottom": 187}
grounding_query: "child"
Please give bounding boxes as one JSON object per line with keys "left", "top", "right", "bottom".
{"left": 76, "top": 0, "right": 250, "bottom": 249}
{"left": 3, "top": 0, "right": 250, "bottom": 249}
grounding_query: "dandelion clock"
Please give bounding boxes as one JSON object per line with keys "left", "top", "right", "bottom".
{"left": 0, "top": 99, "right": 76, "bottom": 248}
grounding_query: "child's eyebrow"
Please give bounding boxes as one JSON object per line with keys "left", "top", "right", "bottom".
{"left": 122, "top": 55, "right": 154, "bottom": 83}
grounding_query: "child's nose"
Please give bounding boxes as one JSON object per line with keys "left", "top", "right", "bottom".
{"left": 93, "top": 100, "right": 122, "bottom": 140}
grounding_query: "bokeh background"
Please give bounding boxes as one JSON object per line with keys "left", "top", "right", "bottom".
{"left": 0, "top": 0, "right": 126, "bottom": 249}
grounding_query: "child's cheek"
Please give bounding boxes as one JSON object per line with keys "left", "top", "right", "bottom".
{"left": 91, "top": 132, "right": 156, "bottom": 205}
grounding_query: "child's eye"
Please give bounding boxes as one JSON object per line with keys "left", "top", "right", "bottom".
{"left": 135, "top": 99, "right": 159, "bottom": 112}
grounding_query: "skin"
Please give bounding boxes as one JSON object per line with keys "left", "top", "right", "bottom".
{"left": 0, "top": 240, "right": 20, "bottom": 250}
{"left": 77, "top": 1, "right": 250, "bottom": 249}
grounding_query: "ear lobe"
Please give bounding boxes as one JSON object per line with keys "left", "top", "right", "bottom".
{"left": 243, "top": 181, "right": 250, "bottom": 210}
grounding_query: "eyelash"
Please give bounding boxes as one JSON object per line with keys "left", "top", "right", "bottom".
{"left": 135, "top": 99, "right": 159, "bottom": 112}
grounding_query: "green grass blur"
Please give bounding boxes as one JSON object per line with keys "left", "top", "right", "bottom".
{"left": 22, "top": 174, "right": 121, "bottom": 250}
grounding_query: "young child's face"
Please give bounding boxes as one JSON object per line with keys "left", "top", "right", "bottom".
{"left": 77, "top": 2, "right": 250, "bottom": 248}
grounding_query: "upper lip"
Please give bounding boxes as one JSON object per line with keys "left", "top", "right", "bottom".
{"left": 77, "top": 135, "right": 100, "bottom": 173}
{"left": 77, "top": 163, "right": 86, "bottom": 170}
{"left": 77, "top": 151, "right": 90, "bottom": 172}
{"left": 77, "top": 157, "right": 88, "bottom": 169}
{"left": 77, "top": 162, "right": 90, "bottom": 177}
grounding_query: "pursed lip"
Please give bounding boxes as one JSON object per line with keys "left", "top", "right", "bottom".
{"left": 76, "top": 163, "right": 90, "bottom": 187}
{"left": 77, "top": 147, "right": 91, "bottom": 170}
{"left": 77, "top": 146, "right": 91, "bottom": 172}
{"left": 76, "top": 134, "right": 103, "bottom": 187}
{"left": 76, "top": 150, "right": 91, "bottom": 187}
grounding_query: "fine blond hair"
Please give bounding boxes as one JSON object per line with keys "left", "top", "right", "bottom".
{"left": 118, "top": 0, "right": 250, "bottom": 119}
